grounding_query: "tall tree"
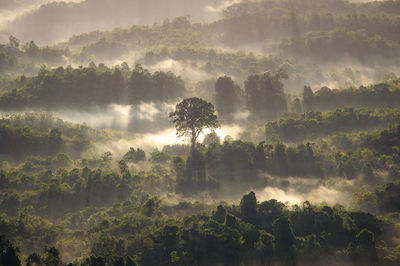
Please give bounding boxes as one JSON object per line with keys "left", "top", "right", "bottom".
{"left": 169, "top": 97, "right": 219, "bottom": 152}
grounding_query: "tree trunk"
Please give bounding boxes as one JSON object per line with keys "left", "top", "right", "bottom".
{"left": 191, "top": 130, "right": 196, "bottom": 154}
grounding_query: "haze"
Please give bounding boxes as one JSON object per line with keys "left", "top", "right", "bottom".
{"left": 0, "top": 0, "right": 399, "bottom": 265}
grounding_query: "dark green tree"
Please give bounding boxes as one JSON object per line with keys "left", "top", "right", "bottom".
{"left": 184, "top": 149, "right": 206, "bottom": 192}
{"left": 82, "top": 255, "right": 105, "bottom": 266}
{"left": 215, "top": 76, "right": 242, "bottom": 118}
{"left": 0, "top": 235, "right": 21, "bottom": 266}
{"left": 272, "top": 217, "right": 297, "bottom": 266}
{"left": 49, "top": 128, "right": 62, "bottom": 154}
{"left": 240, "top": 191, "right": 257, "bottom": 224}
{"left": 42, "top": 246, "right": 62, "bottom": 266}
{"left": 202, "top": 131, "right": 221, "bottom": 146}
{"left": 349, "top": 228, "right": 378, "bottom": 266}
{"left": 292, "top": 97, "right": 302, "bottom": 113}
{"left": 170, "top": 97, "right": 219, "bottom": 152}
{"left": 26, "top": 253, "right": 41, "bottom": 266}
{"left": 213, "top": 205, "right": 227, "bottom": 223}
{"left": 123, "top": 148, "right": 146, "bottom": 163}
{"left": 245, "top": 70, "right": 288, "bottom": 119}
{"left": 302, "top": 86, "right": 314, "bottom": 111}
{"left": 9, "top": 36, "right": 20, "bottom": 49}
{"left": 126, "top": 256, "right": 138, "bottom": 266}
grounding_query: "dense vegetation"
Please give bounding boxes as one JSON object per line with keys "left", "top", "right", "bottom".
{"left": 1, "top": 189, "right": 399, "bottom": 265}
{"left": 2, "top": 0, "right": 400, "bottom": 88}
{"left": 0, "top": 64, "right": 185, "bottom": 110}
{"left": 1, "top": 0, "right": 400, "bottom": 265}
{"left": 0, "top": 113, "right": 103, "bottom": 161}
{"left": 302, "top": 81, "right": 400, "bottom": 112}
{"left": 1, "top": 110, "right": 400, "bottom": 264}
{"left": 266, "top": 108, "right": 400, "bottom": 142}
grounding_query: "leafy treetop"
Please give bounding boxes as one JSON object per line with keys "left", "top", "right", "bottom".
{"left": 169, "top": 97, "right": 219, "bottom": 151}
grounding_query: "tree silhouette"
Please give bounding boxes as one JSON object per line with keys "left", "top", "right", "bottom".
{"left": 169, "top": 97, "right": 219, "bottom": 152}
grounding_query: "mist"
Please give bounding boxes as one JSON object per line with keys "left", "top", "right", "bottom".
{"left": 0, "top": 0, "right": 238, "bottom": 44}
{"left": 256, "top": 176, "right": 357, "bottom": 207}
{"left": 5, "top": 103, "right": 244, "bottom": 157}
{"left": 1, "top": 0, "right": 400, "bottom": 265}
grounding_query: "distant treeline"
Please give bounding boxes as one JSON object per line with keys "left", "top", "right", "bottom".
{"left": 302, "top": 81, "right": 400, "bottom": 112}
{"left": 353, "top": 181, "right": 400, "bottom": 215}
{"left": 0, "top": 38, "right": 70, "bottom": 75}
{"left": 0, "top": 113, "right": 103, "bottom": 160}
{"left": 282, "top": 27, "right": 398, "bottom": 60}
{"left": 63, "top": 0, "right": 400, "bottom": 62}
{"left": 266, "top": 108, "right": 400, "bottom": 142}
{"left": 2, "top": 0, "right": 400, "bottom": 78}
{"left": 222, "top": 0, "right": 400, "bottom": 49}
{"left": 0, "top": 64, "right": 185, "bottom": 110}
{"left": 142, "top": 46, "right": 284, "bottom": 80}
{"left": 264, "top": 113, "right": 400, "bottom": 180}
{"left": 2, "top": 66, "right": 400, "bottom": 124}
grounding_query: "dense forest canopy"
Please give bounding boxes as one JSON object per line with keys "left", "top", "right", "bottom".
{"left": 1, "top": 0, "right": 400, "bottom": 265}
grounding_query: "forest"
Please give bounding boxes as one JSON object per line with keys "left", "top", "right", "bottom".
{"left": 1, "top": 0, "right": 400, "bottom": 265}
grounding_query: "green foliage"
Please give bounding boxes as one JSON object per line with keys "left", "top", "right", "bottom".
{"left": 282, "top": 27, "right": 398, "bottom": 60}
{"left": 143, "top": 46, "right": 284, "bottom": 81}
{"left": 0, "top": 113, "right": 102, "bottom": 161}
{"left": 162, "top": 144, "right": 190, "bottom": 158}
{"left": 0, "top": 235, "right": 21, "bottom": 266}
{"left": 302, "top": 81, "right": 400, "bottom": 112}
{"left": 0, "top": 180, "right": 397, "bottom": 266}
{"left": 73, "top": 17, "right": 207, "bottom": 53}
{"left": 26, "top": 252, "right": 41, "bottom": 266}
{"left": 266, "top": 108, "right": 400, "bottom": 143}
{"left": 245, "top": 70, "right": 288, "bottom": 120}
{"left": 128, "top": 64, "right": 185, "bottom": 104}
{"left": 222, "top": 0, "right": 400, "bottom": 60}
{"left": 273, "top": 216, "right": 297, "bottom": 266}
{"left": 240, "top": 192, "right": 257, "bottom": 224}
{"left": 42, "top": 246, "right": 63, "bottom": 266}
{"left": 355, "top": 181, "right": 400, "bottom": 214}
{"left": 170, "top": 97, "right": 219, "bottom": 151}
{"left": 202, "top": 131, "right": 221, "bottom": 146}
{"left": 3, "top": 1, "right": 400, "bottom": 266}
{"left": 150, "top": 149, "right": 170, "bottom": 164}
{"left": 123, "top": 148, "right": 146, "bottom": 163}
{"left": 0, "top": 64, "right": 185, "bottom": 110}
{"left": 215, "top": 76, "right": 242, "bottom": 119}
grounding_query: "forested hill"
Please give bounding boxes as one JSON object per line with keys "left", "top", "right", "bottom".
{"left": 58, "top": 0, "right": 400, "bottom": 60}
{"left": 1, "top": 0, "right": 228, "bottom": 44}
{"left": 1, "top": 0, "right": 400, "bottom": 265}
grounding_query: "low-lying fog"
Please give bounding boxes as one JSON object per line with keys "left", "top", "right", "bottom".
{"left": 93, "top": 55, "right": 399, "bottom": 95}
{"left": 256, "top": 176, "right": 355, "bottom": 206}
{"left": 1, "top": 103, "right": 245, "bottom": 152}
{"left": 0, "top": 0, "right": 81, "bottom": 30}
{"left": 54, "top": 103, "right": 244, "bottom": 151}
{"left": 0, "top": 0, "right": 237, "bottom": 44}
{"left": 2, "top": 103, "right": 384, "bottom": 209}
{"left": 49, "top": 105, "right": 375, "bottom": 208}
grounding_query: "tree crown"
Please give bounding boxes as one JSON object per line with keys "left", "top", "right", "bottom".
{"left": 169, "top": 97, "right": 220, "bottom": 141}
